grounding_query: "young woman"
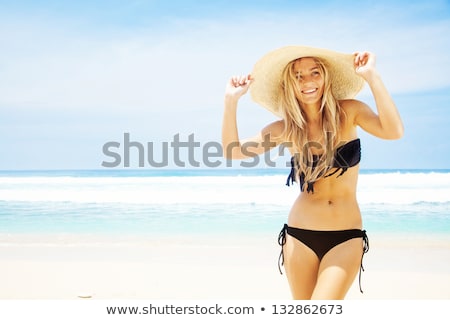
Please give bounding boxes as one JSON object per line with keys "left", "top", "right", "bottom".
{"left": 222, "top": 46, "right": 403, "bottom": 299}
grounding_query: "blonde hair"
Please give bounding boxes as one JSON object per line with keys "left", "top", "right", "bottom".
{"left": 279, "top": 57, "right": 343, "bottom": 191}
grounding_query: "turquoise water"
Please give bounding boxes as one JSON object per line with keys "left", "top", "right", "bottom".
{"left": 0, "top": 169, "right": 449, "bottom": 236}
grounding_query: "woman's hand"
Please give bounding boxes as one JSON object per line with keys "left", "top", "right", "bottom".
{"left": 353, "top": 51, "right": 378, "bottom": 82}
{"left": 225, "top": 74, "right": 253, "bottom": 101}
{"left": 351, "top": 51, "right": 404, "bottom": 140}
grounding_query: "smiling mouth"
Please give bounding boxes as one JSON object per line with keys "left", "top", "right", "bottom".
{"left": 302, "top": 88, "right": 318, "bottom": 94}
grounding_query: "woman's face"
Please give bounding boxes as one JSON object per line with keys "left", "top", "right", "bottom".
{"left": 292, "top": 57, "right": 325, "bottom": 107}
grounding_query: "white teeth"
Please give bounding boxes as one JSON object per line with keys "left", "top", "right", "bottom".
{"left": 303, "top": 88, "right": 317, "bottom": 94}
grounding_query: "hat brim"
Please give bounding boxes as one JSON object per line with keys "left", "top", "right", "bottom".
{"left": 250, "top": 45, "right": 364, "bottom": 117}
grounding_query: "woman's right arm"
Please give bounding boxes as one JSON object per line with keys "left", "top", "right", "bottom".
{"left": 222, "top": 75, "right": 284, "bottom": 160}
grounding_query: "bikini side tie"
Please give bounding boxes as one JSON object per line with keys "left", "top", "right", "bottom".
{"left": 358, "top": 230, "right": 370, "bottom": 293}
{"left": 277, "top": 224, "right": 288, "bottom": 274}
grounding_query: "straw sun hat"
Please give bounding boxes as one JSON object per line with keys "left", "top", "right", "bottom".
{"left": 250, "top": 45, "right": 365, "bottom": 117}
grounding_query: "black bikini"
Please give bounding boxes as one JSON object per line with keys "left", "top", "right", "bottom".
{"left": 278, "top": 138, "right": 370, "bottom": 293}
{"left": 278, "top": 224, "right": 369, "bottom": 293}
{"left": 286, "top": 138, "right": 361, "bottom": 193}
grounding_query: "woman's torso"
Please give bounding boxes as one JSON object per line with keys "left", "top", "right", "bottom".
{"left": 287, "top": 165, "right": 362, "bottom": 230}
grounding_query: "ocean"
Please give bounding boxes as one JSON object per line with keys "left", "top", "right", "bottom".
{"left": 0, "top": 169, "right": 449, "bottom": 237}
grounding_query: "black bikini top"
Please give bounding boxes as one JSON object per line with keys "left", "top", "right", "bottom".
{"left": 286, "top": 138, "right": 361, "bottom": 193}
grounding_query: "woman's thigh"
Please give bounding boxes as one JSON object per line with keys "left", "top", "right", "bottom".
{"left": 311, "top": 238, "right": 363, "bottom": 299}
{"left": 283, "top": 234, "right": 320, "bottom": 299}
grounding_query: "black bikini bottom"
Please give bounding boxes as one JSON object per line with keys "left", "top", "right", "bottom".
{"left": 278, "top": 224, "right": 369, "bottom": 293}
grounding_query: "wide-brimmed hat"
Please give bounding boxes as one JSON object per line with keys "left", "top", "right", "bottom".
{"left": 250, "top": 45, "right": 364, "bottom": 117}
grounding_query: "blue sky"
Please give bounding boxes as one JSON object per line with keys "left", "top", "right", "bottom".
{"left": 0, "top": 0, "right": 449, "bottom": 170}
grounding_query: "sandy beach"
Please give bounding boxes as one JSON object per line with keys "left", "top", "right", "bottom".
{"left": 1, "top": 232, "right": 449, "bottom": 300}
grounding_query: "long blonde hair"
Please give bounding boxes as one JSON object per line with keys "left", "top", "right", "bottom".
{"left": 279, "top": 57, "right": 343, "bottom": 191}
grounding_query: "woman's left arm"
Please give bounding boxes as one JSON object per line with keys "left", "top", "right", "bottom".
{"left": 352, "top": 51, "right": 404, "bottom": 140}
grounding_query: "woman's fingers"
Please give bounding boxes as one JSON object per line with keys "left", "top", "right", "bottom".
{"left": 231, "top": 74, "right": 252, "bottom": 87}
{"left": 353, "top": 51, "right": 372, "bottom": 68}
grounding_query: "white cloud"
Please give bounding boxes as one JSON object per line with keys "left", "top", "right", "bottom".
{"left": 0, "top": 3, "right": 449, "bottom": 114}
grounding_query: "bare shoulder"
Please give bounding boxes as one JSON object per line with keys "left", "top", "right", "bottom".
{"left": 339, "top": 99, "right": 371, "bottom": 126}
{"left": 239, "top": 119, "right": 285, "bottom": 154}
{"left": 261, "top": 119, "right": 285, "bottom": 138}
